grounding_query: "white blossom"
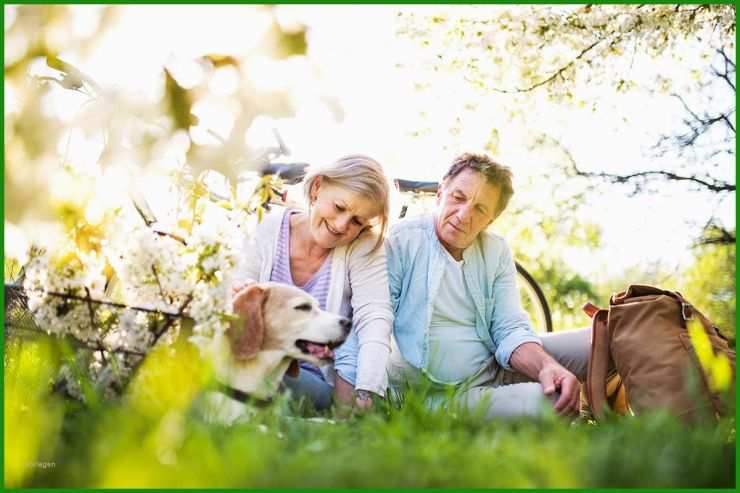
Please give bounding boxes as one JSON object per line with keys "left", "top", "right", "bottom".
{"left": 21, "top": 175, "right": 255, "bottom": 398}
{"left": 23, "top": 249, "right": 106, "bottom": 340}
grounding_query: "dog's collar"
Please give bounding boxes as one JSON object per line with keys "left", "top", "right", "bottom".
{"left": 215, "top": 383, "right": 274, "bottom": 408}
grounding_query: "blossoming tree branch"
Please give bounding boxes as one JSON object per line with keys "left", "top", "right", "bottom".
{"left": 8, "top": 54, "right": 287, "bottom": 400}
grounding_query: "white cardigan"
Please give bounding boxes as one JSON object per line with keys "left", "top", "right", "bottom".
{"left": 234, "top": 207, "right": 392, "bottom": 395}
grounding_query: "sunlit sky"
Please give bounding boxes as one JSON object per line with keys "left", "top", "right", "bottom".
{"left": 5, "top": 5, "right": 735, "bottom": 280}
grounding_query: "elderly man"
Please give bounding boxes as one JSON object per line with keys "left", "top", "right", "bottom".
{"left": 335, "top": 153, "right": 591, "bottom": 418}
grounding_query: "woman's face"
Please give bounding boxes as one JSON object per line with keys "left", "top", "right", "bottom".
{"left": 308, "top": 177, "right": 379, "bottom": 249}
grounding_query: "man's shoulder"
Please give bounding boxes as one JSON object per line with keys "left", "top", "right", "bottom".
{"left": 479, "top": 229, "right": 508, "bottom": 249}
{"left": 474, "top": 230, "right": 512, "bottom": 271}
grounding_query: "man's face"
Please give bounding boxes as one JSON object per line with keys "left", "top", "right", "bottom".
{"left": 434, "top": 168, "right": 501, "bottom": 260}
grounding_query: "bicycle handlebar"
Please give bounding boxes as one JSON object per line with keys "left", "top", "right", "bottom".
{"left": 261, "top": 162, "right": 310, "bottom": 184}
{"left": 393, "top": 179, "right": 438, "bottom": 194}
{"left": 260, "top": 162, "right": 439, "bottom": 194}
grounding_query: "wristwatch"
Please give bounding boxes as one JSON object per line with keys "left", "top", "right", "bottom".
{"left": 355, "top": 389, "right": 372, "bottom": 402}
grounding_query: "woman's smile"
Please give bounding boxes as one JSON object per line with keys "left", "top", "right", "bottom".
{"left": 324, "top": 220, "right": 343, "bottom": 236}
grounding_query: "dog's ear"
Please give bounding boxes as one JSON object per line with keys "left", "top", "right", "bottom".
{"left": 228, "top": 284, "right": 267, "bottom": 360}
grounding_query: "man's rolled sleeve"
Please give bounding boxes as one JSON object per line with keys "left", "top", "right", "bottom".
{"left": 494, "top": 332, "right": 542, "bottom": 370}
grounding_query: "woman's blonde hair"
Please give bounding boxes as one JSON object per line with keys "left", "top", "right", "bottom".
{"left": 302, "top": 154, "right": 391, "bottom": 253}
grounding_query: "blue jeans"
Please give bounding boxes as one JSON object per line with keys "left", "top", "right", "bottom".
{"left": 281, "top": 362, "right": 333, "bottom": 411}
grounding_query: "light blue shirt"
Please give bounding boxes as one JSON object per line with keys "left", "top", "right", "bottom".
{"left": 334, "top": 214, "right": 541, "bottom": 388}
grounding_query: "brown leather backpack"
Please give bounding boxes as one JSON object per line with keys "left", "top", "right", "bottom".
{"left": 583, "top": 285, "right": 735, "bottom": 423}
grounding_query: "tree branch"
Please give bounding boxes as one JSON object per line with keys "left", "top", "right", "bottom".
{"left": 130, "top": 192, "right": 187, "bottom": 245}
{"left": 672, "top": 92, "right": 704, "bottom": 124}
{"left": 6, "top": 284, "right": 193, "bottom": 359}
{"left": 659, "top": 92, "right": 736, "bottom": 153}
{"left": 5, "top": 323, "right": 147, "bottom": 357}
{"left": 714, "top": 47, "right": 736, "bottom": 92}
{"left": 11, "top": 284, "right": 183, "bottom": 318}
{"left": 696, "top": 230, "right": 736, "bottom": 246}
{"left": 491, "top": 38, "right": 607, "bottom": 94}
{"left": 694, "top": 217, "right": 736, "bottom": 246}
{"left": 150, "top": 295, "right": 192, "bottom": 348}
{"left": 151, "top": 264, "right": 169, "bottom": 303}
{"left": 570, "top": 167, "right": 735, "bottom": 193}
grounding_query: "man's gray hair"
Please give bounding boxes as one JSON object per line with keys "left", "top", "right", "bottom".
{"left": 443, "top": 153, "right": 514, "bottom": 215}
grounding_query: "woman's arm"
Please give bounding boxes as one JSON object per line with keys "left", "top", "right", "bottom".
{"left": 233, "top": 236, "right": 262, "bottom": 284}
{"left": 345, "top": 233, "right": 394, "bottom": 396}
{"left": 231, "top": 208, "right": 285, "bottom": 285}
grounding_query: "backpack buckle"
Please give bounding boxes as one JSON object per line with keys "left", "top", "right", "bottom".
{"left": 681, "top": 302, "right": 693, "bottom": 321}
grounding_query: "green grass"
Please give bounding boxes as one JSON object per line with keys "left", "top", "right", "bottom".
{"left": 5, "top": 338, "right": 736, "bottom": 488}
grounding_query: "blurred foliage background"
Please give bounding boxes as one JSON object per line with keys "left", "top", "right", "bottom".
{"left": 4, "top": 5, "right": 736, "bottom": 488}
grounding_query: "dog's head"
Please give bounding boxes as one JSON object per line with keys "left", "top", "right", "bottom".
{"left": 227, "top": 282, "right": 351, "bottom": 366}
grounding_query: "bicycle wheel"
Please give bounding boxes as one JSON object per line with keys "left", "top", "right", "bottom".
{"left": 515, "top": 262, "right": 553, "bottom": 334}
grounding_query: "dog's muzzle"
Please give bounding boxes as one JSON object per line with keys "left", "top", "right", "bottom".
{"left": 295, "top": 317, "right": 350, "bottom": 360}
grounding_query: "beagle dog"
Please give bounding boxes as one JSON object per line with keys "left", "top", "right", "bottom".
{"left": 195, "top": 282, "right": 350, "bottom": 424}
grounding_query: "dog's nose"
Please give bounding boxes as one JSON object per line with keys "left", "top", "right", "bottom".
{"left": 339, "top": 317, "right": 351, "bottom": 334}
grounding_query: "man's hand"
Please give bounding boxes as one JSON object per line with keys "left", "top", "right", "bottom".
{"left": 510, "top": 342, "right": 581, "bottom": 418}
{"left": 538, "top": 362, "right": 581, "bottom": 417}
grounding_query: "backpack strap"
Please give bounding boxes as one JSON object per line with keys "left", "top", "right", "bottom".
{"left": 671, "top": 290, "right": 727, "bottom": 340}
{"left": 584, "top": 302, "right": 610, "bottom": 420}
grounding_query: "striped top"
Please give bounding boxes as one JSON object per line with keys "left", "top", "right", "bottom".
{"left": 270, "top": 211, "right": 333, "bottom": 379}
{"left": 270, "top": 211, "right": 333, "bottom": 308}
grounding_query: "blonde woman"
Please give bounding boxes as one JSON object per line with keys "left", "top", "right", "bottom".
{"left": 235, "top": 155, "right": 393, "bottom": 410}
